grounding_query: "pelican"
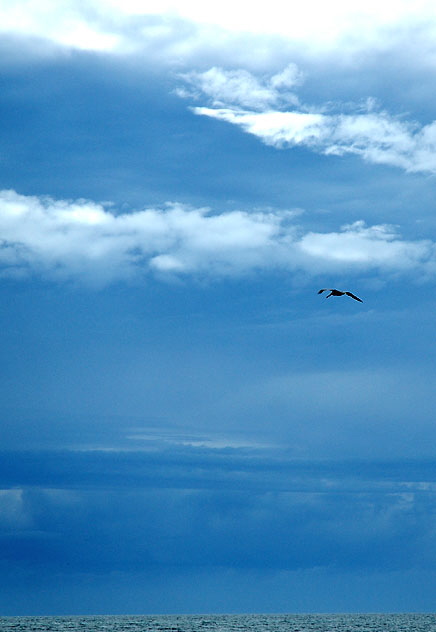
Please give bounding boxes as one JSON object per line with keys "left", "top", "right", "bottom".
{"left": 318, "top": 288, "right": 363, "bottom": 302}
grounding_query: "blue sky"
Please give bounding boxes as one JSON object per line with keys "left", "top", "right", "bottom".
{"left": 2, "top": 0, "right": 436, "bottom": 616}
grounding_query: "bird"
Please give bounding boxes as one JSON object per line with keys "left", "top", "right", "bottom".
{"left": 318, "top": 288, "right": 363, "bottom": 302}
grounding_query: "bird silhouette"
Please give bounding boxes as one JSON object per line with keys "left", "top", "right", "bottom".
{"left": 318, "top": 288, "right": 363, "bottom": 302}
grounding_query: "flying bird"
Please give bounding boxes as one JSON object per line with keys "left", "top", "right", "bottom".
{"left": 318, "top": 288, "right": 363, "bottom": 302}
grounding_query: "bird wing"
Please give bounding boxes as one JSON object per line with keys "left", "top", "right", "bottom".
{"left": 345, "top": 292, "right": 363, "bottom": 302}
{"left": 318, "top": 289, "right": 330, "bottom": 294}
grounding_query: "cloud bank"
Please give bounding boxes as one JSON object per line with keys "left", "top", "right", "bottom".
{"left": 0, "top": 190, "right": 434, "bottom": 286}
{"left": 3, "top": 447, "right": 436, "bottom": 580}
{"left": 2, "top": 0, "right": 436, "bottom": 69}
{"left": 185, "top": 67, "right": 436, "bottom": 174}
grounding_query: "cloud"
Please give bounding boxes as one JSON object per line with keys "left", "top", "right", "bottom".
{"left": 177, "top": 65, "right": 302, "bottom": 109}
{"left": 0, "top": 0, "right": 124, "bottom": 53}
{"left": 2, "top": 0, "right": 436, "bottom": 70}
{"left": 0, "top": 190, "right": 434, "bottom": 286}
{"left": 0, "top": 191, "right": 435, "bottom": 284}
{"left": 3, "top": 445, "right": 436, "bottom": 494}
{"left": 2, "top": 448, "right": 436, "bottom": 577}
{"left": 186, "top": 66, "right": 436, "bottom": 174}
{"left": 0, "top": 0, "right": 436, "bottom": 86}
{"left": 300, "top": 221, "right": 431, "bottom": 267}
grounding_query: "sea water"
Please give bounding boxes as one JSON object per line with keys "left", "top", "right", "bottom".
{"left": 1, "top": 614, "right": 436, "bottom": 632}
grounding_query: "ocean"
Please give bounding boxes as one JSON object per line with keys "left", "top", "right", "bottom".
{"left": 0, "top": 614, "right": 436, "bottom": 632}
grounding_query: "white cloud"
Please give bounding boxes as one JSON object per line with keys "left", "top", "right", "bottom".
{"left": 299, "top": 221, "right": 431, "bottom": 268}
{"left": 0, "top": 189, "right": 435, "bottom": 286}
{"left": 186, "top": 67, "right": 436, "bottom": 174}
{"left": 178, "top": 65, "right": 302, "bottom": 109}
{"left": 0, "top": 0, "right": 124, "bottom": 52}
{"left": 2, "top": 0, "right": 436, "bottom": 68}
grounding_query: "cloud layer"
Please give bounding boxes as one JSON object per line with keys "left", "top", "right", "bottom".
{"left": 0, "top": 190, "right": 434, "bottom": 286}
{"left": 185, "top": 67, "right": 436, "bottom": 174}
{"left": 0, "top": 0, "right": 435, "bottom": 56}
{"left": 2, "top": 0, "right": 436, "bottom": 69}
{"left": 3, "top": 446, "right": 436, "bottom": 581}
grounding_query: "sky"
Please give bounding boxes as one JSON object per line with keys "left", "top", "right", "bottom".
{"left": 3, "top": 0, "right": 436, "bottom": 616}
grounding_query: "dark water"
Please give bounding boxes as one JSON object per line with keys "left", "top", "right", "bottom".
{"left": 1, "top": 614, "right": 436, "bottom": 632}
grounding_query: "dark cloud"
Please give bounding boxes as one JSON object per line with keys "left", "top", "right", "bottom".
{"left": 1, "top": 447, "right": 436, "bottom": 584}
{"left": 2, "top": 447, "right": 436, "bottom": 491}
